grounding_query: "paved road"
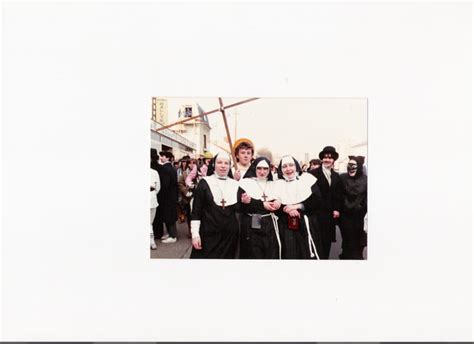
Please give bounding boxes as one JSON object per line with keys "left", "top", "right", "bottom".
{"left": 150, "top": 221, "right": 192, "bottom": 259}
{"left": 150, "top": 223, "right": 367, "bottom": 260}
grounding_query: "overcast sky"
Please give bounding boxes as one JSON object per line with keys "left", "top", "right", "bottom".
{"left": 166, "top": 97, "right": 367, "bottom": 162}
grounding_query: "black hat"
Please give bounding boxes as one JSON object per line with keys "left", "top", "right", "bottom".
{"left": 319, "top": 146, "right": 339, "bottom": 160}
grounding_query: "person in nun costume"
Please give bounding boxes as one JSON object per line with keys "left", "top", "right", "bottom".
{"left": 273, "top": 155, "right": 323, "bottom": 259}
{"left": 238, "top": 156, "right": 282, "bottom": 259}
{"left": 190, "top": 152, "right": 240, "bottom": 259}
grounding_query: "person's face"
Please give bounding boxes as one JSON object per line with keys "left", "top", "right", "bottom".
{"left": 256, "top": 166, "right": 270, "bottom": 179}
{"left": 237, "top": 148, "right": 253, "bottom": 166}
{"left": 322, "top": 154, "right": 334, "bottom": 168}
{"left": 310, "top": 163, "right": 320, "bottom": 171}
{"left": 347, "top": 159, "right": 358, "bottom": 176}
{"left": 189, "top": 160, "right": 196, "bottom": 169}
{"left": 160, "top": 155, "right": 169, "bottom": 163}
{"left": 282, "top": 161, "right": 296, "bottom": 179}
{"left": 204, "top": 158, "right": 211, "bottom": 165}
{"left": 215, "top": 158, "right": 230, "bottom": 177}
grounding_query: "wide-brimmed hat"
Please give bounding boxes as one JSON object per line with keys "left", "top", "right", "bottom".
{"left": 203, "top": 151, "right": 213, "bottom": 159}
{"left": 319, "top": 146, "right": 339, "bottom": 160}
{"left": 233, "top": 138, "right": 254, "bottom": 153}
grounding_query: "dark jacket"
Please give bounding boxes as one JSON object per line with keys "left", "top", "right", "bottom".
{"left": 157, "top": 162, "right": 178, "bottom": 223}
{"left": 309, "top": 167, "right": 343, "bottom": 215}
{"left": 339, "top": 173, "right": 367, "bottom": 216}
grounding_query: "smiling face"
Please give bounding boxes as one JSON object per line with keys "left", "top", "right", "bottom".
{"left": 281, "top": 161, "right": 296, "bottom": 179}
{"left": 322, "top": 154, "right": 335, "bottom": 169}
{"left": 215, "top": 157, "right": 230, "bottom": 177}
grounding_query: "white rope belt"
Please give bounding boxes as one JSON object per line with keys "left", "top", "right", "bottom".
{"left": 261, "top": 213, "right": 282, "bottom": 259}
{"left": 304, "top": 214, "right": 319, "bottom": 259}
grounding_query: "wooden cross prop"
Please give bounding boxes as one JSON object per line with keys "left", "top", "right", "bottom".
{"left": 153, "top": 97, "right": 259, "bottom": 167}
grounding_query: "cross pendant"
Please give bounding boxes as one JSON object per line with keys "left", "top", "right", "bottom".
{"left": 262, "top": 193, "right": 268, "bottom": 202}
{"left": 220, "top": 198, "right": 227, "bottom": 209}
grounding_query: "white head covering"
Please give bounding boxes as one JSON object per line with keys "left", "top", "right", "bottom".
{"left": 281, "top": 155, "right": 297, "bottom": 181}
{"left": 213, "top": 152, "right": 232, "bottom": 179}
{"left": 215, "top": 152, "right": 231, "bottom": 162}
{"left": 256, "top": 159, "right": 270, "bottom": 169}
{"left": 281, "top": 155, "right": 294, "bottom": 166}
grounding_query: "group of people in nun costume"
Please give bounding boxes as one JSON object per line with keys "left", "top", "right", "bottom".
{"left": 190, "top": 148, "right": 323, "bottom": 259}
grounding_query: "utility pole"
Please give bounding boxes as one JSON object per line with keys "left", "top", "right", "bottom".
{"left": 234, "top": 110, "right": 238, "bottom": 141}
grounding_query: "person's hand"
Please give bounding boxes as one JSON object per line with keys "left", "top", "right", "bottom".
{"left": 283, "top": 204, "right": 300, "bottom": 213}
{"left": 234, "top": 170, "right": 241, "bottom": 181}
{"left": 241, "top": 192, "right": 251, "bottom": 204}
{"left": 185, "top": 191, "right": 192, "bottom": 197}
{"left": 192, "top": 236, "right": 202, "bottom": 250}
{"left": 263, "top": 201, "right": 275, "bottom": 211}
{"left": 288, "top": 209, "right": 300, "bottom": 218}
{"left": 333, "top": 210, "right": 340, "bottom": 219}
{"left": 271, "top": 200, "right": 281, "bottom": 210}
{"left": 188, "top": 184, "right": 195, "bottom": 189}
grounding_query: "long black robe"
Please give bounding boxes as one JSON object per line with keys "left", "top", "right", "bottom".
{"left": 309, "top": 167, "right": 343, "bottom": 259}
{"left": 155, "top": 162, "right": 178, "bottom": 224}
{"left": 190, "top": 178, "right": 239, "bottom": 259}
{"left": 238, "top": 188, "right": 280, "bottom": 259}
{"left": 274, "top": 182, "right": 323, "bottom": 259}
{"left": 339, "top": 172, "right": 367, "bottom": 259}
{"left": 274, "top": 173, "right": 322, "bottom": 259}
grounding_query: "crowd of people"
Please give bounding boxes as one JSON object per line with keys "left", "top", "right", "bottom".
{"left": 150, "top": 139, "right": 367, "bottom": 259}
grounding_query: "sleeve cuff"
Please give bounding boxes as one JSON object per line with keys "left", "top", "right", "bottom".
{"left": 191, "top": 220, "right": 201, "bottom": 239}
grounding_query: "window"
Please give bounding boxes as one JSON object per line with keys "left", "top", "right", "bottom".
{"left": 203, "top": 134, "right": 207, "bottom": 149}
{"left": 185, "top": 106, "right": 192, "bottom": 117}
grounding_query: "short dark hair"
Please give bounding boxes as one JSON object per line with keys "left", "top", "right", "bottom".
{"left": 234, "top": 142, "right": 254, "bottom": 160}
{"left": 159, "top": 151, "right": 174, "bottom": 160}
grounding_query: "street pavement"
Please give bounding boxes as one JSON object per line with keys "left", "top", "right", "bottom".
{"left": 150, "top": 222, "right": 367, "bottom": 260}
{"left": 150, "top": 221, "right": 192, "bottom": 259}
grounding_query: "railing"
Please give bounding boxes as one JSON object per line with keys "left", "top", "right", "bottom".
{"left": 150, "top": 120, "right": 196, "bottom": 149}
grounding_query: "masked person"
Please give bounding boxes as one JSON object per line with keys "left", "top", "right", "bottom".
{"left": 232, "top": 138, "right": 254, "bottom": 181}
{"left": 190, "top": 153, "right": 240, "bottom": 259}
{"left": 309, "top": 146, "right": 343, "bottom": 259}
{"left": 238, "top": 157, "right": 282, "bottom": 259}
{"left": 339, "top": 156, "right": 367, "bottom": 259}
{"left": 273, "top": 155, "right": 323, "bottom": 259}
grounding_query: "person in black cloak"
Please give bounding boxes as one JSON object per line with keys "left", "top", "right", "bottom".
{"left": 156, "top": 151, "right": 179, "bottom": 244}
{"left": 309, "top": 146, "right": 343, "bottom": 259}
{"left": 190, "top": 152, "right": 240, "bottom": 259}
{"left": 273, "top": 155, "right": 323, "bottom": 259}
{"left": 238, "top": 156, "right": 282, "bottom": 259}
{"left": 339, "top": 156, "right": 367, "bottom": 259}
